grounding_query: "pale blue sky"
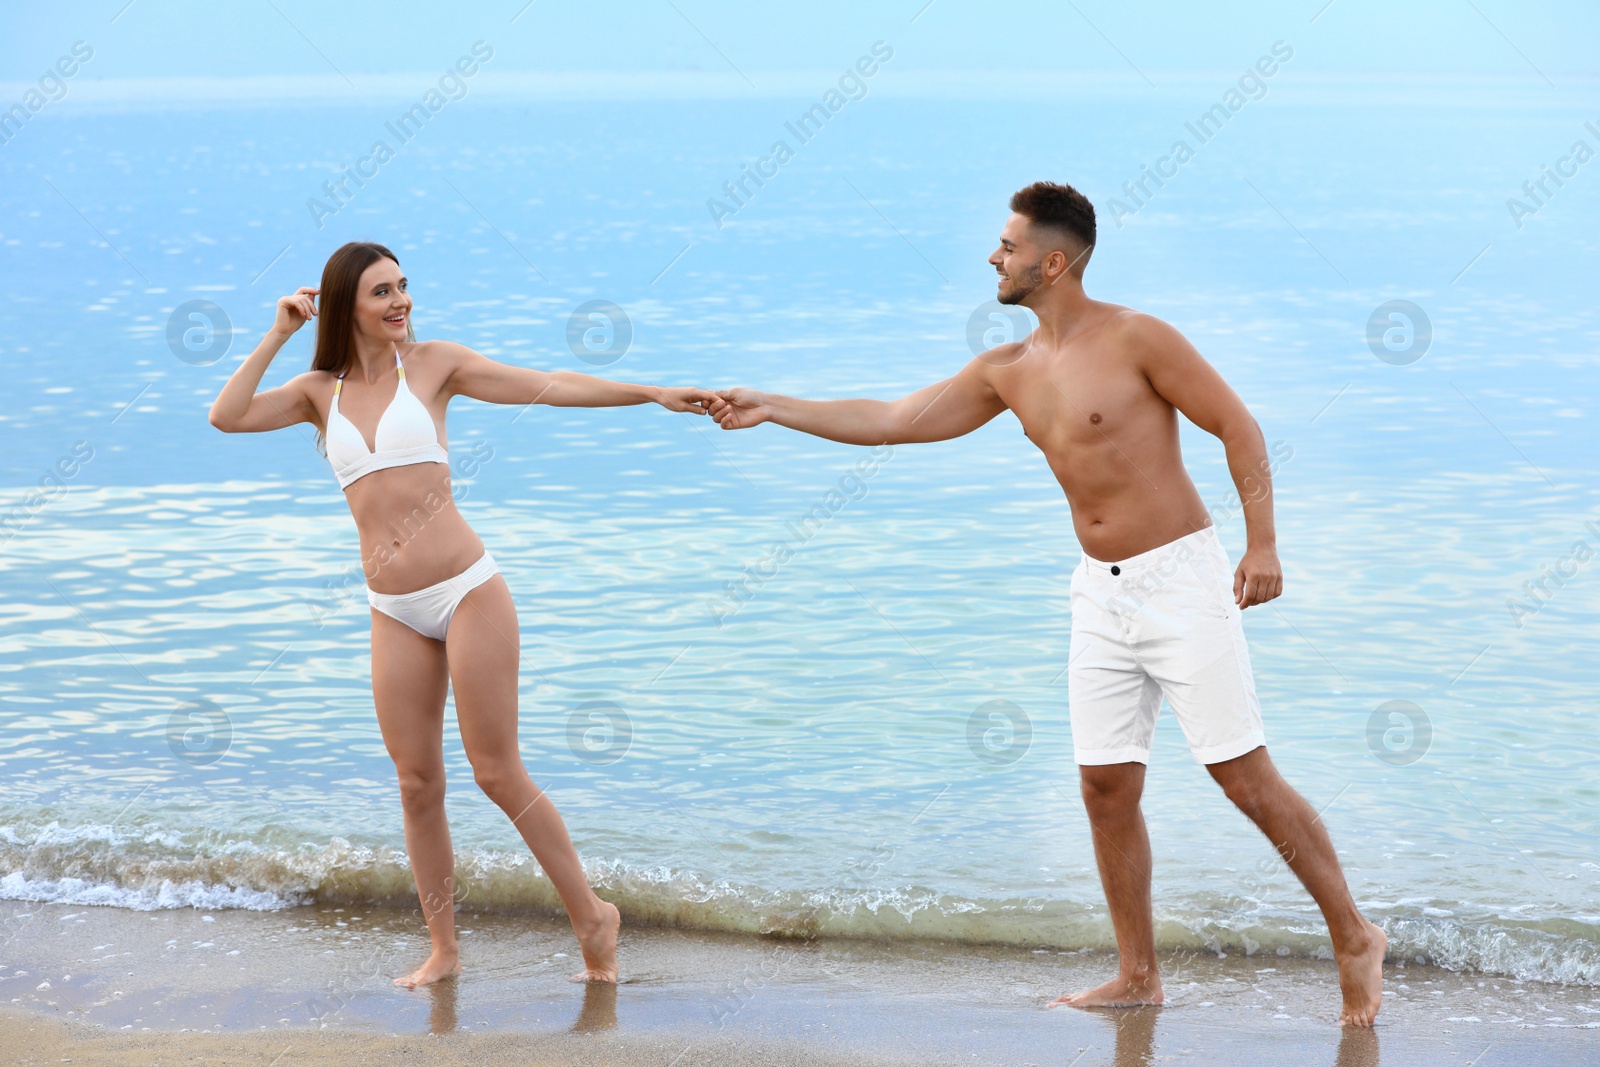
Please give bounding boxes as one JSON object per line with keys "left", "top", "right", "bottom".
{"left": 3, "top": 0, "right": 1595, "bottom": 86}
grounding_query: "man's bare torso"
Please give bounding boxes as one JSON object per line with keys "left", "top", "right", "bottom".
{"left": 984, "top": 300, "right": 1212, "bottom": 562}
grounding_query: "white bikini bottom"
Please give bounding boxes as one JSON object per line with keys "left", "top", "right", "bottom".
{"left": 366, "top": 551, "right": 499, "bottom": 641}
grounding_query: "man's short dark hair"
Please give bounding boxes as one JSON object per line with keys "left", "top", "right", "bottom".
{"left": 1009, "top": 181, "right": 1096, "bottom": 271}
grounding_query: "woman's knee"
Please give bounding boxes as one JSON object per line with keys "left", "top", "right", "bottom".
{"left": 395, "top": 765, "right": 446, "bottom": 809}
{"left": 470, "top": 756, "right": 528, "bottom": 802}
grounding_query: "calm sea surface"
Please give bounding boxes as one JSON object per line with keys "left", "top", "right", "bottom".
{"left": 1, "top": 87, "right": 1596, "bottom": 984}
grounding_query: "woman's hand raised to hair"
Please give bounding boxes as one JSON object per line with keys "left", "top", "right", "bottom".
{"left": 271, "top": 286, "right": 320, "bottom": 339}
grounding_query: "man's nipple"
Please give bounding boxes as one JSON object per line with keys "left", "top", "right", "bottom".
{"left": 1089, "top": 412, "right": 1102, "bottom": 424}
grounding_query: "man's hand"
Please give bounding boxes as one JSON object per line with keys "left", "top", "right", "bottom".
{"left": 709, "top": 388, "right": 771, "bottom": 430}
{"left": 655, "top": 386, "right": 717, "bottom": 415}
{"left": 1233, "top": 546, "right": 1282, "bottom": 609}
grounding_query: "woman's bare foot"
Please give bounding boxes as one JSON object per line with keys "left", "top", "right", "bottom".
{"left": 1337, "top": 921, "right": 1387, "bottom": 1027}
{"left": 393, "top": 946, "right": 461, "bottom": 988}
{"left": 1048, "top": 967, "right": 1164, "bottom": 1009}
{"left": 570, "top": 899, "right": 620, "bottom": 983}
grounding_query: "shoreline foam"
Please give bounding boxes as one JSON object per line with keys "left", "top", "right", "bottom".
{"left": 4, "top": 821, "right": 1597, "bottom": 988}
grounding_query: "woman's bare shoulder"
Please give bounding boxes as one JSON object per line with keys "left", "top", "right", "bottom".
{"left": 404, "top": 338, "right": 480, "bottom": 366}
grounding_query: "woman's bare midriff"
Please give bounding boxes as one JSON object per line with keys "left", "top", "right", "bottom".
{"left": 341, "top": 461, "right": 484, "bottom": 594}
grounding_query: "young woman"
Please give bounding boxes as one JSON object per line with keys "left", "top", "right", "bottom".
{"left": 209, "top": 241, "right": 714, "bottom": 987}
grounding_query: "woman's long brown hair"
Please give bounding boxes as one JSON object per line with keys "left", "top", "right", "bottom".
{"left": 310, "top": 241, "right": 415, "bottom": 453}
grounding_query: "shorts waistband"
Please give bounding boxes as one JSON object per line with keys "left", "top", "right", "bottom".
{"left": 1078, "top": 525, "right": 1219, "bottom": 577}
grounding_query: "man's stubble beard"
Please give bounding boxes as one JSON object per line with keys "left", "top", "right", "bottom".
{"left": 997, "top": 259, "right": 1045, "bottom": 306}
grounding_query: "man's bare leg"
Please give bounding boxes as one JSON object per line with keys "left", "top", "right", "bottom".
{"left": 1049, "top": 762, "right": 1165, "bottom": 1008}
{"left": 1207, "top": 746, "right": 1386, "bottom": 1026}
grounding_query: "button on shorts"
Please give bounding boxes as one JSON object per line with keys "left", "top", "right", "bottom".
{"left": 1067, "top": 526, "right": 1266, "bottom": 766}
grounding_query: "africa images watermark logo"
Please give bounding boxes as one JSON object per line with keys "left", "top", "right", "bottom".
{"left": 0, "top": 440, "right": 95, "bottom": 546}
{"left": 1505, "top": 517, "right": 1599, "bottom": 628}
{"left": 0, "top": 40, "right": 93, "bottom": 148}
{"left": 706, "top": 444, "right": 894, "bottom": 628}
{"left": 705, "top": 41, "right": 894, "bottom": 229}
{"left": 1104, "top": 40, "right": 1294, "bottom": 229}
{"left": 306, "top": 41, "right": 495, "bottom": 229}
{"left": 1505, "top": 119, "right": 1600, "bottom": 230}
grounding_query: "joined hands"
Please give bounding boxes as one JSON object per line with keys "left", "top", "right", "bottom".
{"left": 656, "top": 386, "right": 720, "bottom": 415}
{"left": 707, "top": 389, "right": 768, "bottom": 430}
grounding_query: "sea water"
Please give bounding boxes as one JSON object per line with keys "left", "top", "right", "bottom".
{"left": 1, "top": 82, "right": 1596, "bottom": 985}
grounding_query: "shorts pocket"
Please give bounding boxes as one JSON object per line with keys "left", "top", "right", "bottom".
{"left": 1182, "top": 552, "right": 1235, "bottom": 620}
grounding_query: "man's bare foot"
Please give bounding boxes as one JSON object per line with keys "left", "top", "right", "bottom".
{"left": 1047, "top": 968, "right": 1164, "bottom": 1009}
{"left": 1337, "top": 921, "right": 1387, "bottom": 1027}
{"left": 570, "top": 899, "right": 620, "bottom": 983}
{"left": 393, "top": 946, "right": 461, "bottom": 988}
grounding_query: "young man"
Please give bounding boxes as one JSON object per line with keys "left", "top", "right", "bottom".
{"left": 707, "top": 181, "right": 1387, "bottom": 1026}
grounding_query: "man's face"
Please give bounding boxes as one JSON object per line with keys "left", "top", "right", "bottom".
{"left": 989, "top": 214, "right": 1046, "bottom": 307}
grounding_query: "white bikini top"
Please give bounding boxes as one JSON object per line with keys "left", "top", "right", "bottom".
{"left": 325, "top": 347, "right": 448, "bottom": 490}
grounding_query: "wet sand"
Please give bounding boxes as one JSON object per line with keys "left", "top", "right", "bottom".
{"left": 3, "top": 897, "right": 1596, "bottom": 1065}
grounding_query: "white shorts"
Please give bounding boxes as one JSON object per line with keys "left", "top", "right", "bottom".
{"left": 1067, "top": 526, "right": 1265, "bottom": 766}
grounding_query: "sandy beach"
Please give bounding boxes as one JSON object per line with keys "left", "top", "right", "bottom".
{"left": 3, "top": 897, "right": 1596, "bottom": 1066}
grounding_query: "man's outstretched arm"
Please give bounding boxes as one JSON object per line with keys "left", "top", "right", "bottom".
{"left": 710, "top": 356, "right": 1009, "bottom": 445}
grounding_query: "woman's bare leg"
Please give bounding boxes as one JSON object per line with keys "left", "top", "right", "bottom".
{"left": 370, "top": 607, "right": 460, "bottom": 988}
{"left": 446, "top": 575, "right": 620, "bottom": 982}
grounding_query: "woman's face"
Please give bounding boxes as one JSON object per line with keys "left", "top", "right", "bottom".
{"left": 352, "top": 257, "right": 411, "bottom": 343}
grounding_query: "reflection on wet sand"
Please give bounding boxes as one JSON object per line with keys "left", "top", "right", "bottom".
{"left": 415, "top": 971, "right": 616, "bottom": 1037}
{"left": 572, "top": 981, "right": 619, "bottom": 1033}
{"left": 424, "top": 975, "right": 458, "bottom": 1035}
{"left": 1080, "top": 1006, "right": 1382, "bottom": 1067}
{"left": 1335, "top": 1024, "right": 1380, "bottom": 1067}
{"left": 1077, "top": 1005, "right": 1159, "bottom": 1067}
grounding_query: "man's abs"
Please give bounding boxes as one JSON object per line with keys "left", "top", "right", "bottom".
{"left": 1070, "top": 489, "right": 1214, "bottom": 562}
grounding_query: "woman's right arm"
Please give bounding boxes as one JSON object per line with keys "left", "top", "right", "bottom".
{"left": 208, "top": 287, "right": 320, "bottom": 433}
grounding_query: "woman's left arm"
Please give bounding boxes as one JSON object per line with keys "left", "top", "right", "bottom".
{"left": 439, "top": 340, "right": 715, "bottom": 413}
